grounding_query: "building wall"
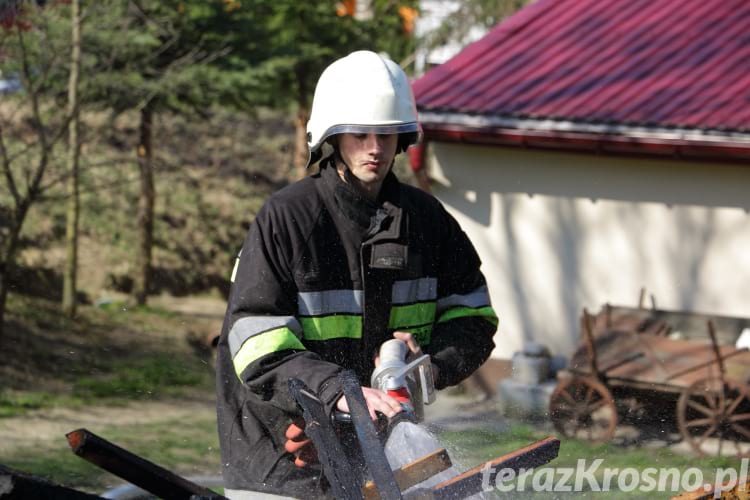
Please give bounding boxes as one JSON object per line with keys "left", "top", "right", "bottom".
{"left": 428, "top": 142, "right": 750, "bottom": 359}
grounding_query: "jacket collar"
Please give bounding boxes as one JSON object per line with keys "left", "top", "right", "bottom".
{"left": 319, "top": 157, "right": 403, "bottom": 238}
{"left": 318, "top": 156, "right": 408, "bottom": 271}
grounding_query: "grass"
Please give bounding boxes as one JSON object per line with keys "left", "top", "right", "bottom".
{"left": 3, "top": 413, "right": 221, "bottom": 494}
{"left": 0, "top": 391, "right": 72, "bottom": 418}
{"left": 72, "top": 353, "right": 206, "bottom": 400}
{"left": 0, "top": 294, "right": 222, "bottom": 495}
{"left": 0, "top": 296, "right": 214, "bottom": 417}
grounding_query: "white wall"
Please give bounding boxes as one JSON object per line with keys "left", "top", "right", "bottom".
{"left": 429, "top": 143, "right": 750, "bottom": 359}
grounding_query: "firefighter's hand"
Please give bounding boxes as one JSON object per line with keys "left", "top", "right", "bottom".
{"left": 391, "top": 331, "right": 440, "bottom": 385}
{"left": 284, "top": 418, "right": 318, "bottom": 467}
{"left": 335, "top": 387, "right": 402, "bottom": 421}
{"left": 374, "top": 332, "right": 422, "bottom": 366}
{"left": 392, "top": 331, "right": 422, "bottom": 360}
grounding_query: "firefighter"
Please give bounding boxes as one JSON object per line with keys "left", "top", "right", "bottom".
{"left": 216, "top": 50, "right": 498, "bottom": 499}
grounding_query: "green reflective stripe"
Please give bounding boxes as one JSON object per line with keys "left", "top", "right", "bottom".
{"left": 228, "top": 315, "right": 302, "bottom": 358}
{"left": 233, "top": 327, "right": 306, "bottom": 378}
{"left": 388, "top": 302, "right": 436, "bottom": 329}
{"left": 399, "top": 324, "right": 433, "bottom": 346}
{"left": 437, "top": 306, "right": 498, "bottom": 326}
{"left": 389, "top": 302, "right": 436, "bottom": 346}
{"left": 300, "top": 315, "right": 362, "bottom": 341}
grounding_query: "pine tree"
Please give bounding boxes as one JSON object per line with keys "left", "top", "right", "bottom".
{"left": 83, "top": 0, "right": 254, "bottom": 305}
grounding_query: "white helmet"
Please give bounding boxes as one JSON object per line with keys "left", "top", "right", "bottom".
{"left": 306, "top": 50, "right": 421, "bottom": 165}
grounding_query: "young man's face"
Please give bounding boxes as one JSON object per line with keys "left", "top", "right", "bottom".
{"left": 336, "top": 132, "right": 398, "bottom": 199}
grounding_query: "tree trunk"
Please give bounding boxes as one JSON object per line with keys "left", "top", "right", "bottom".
{"left": 62, "top": 0, "right": 82, "bottom": 317}
{"left": 0, "top": 213, "right": 26, "bottom": 345}
{"left": 133, "top": 104, "right": 154, "bottom": 306}
{"left": 292, "top": 106, "right": 310, "bottom": 180}
{"left": 0, "top": 268, "right": 8, "bottom": 346}
{"left": 0, "top": 256, "right": 9, "bottom": 344}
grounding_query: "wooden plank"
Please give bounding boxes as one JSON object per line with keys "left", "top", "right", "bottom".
{"left": 568, "top": 330, "right": 643, "bottom": 376}
{"left": 362, "top": 449, "right": 452, "bottom": 500}
{"left": 66, "top": 429, "right": 226, "bottom": 500}
{"left": 606, "top": 378, "right": 685, "bottom": 394}
{"left": 671, "top": 477, "right": 750, "bottom": 499}
{"left": 600, "top": 335, "right": 745, "bottom": 386}
{"left": 665, "top": 348, "right": 750, "bottom": 383}
{"left": 0, "top": 464, "right": 104, "bottom": 499}
{"left": 593, "top": 305, "right": 750, "bottom": 345}
{"left": 409, "top": 437, "right": 560, "bottom": 500}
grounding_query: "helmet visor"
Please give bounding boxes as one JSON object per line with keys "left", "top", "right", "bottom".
{"left": 324, "top": 122, "right": 420, "bottom": 140}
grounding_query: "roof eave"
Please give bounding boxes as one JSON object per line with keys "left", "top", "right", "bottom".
{"left": 418, "top": 112, "right": 750, "bottom": 163}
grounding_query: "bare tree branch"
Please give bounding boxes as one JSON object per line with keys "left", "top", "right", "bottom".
{"left": 38, "top": 175, "right": 141, "bottom": 202}
{"left": 39, "top": 156, "right": 138, "bottom": 192}
{"left": 0, "top": 126, "right": 21, "bottom": 206}
{"left": 14, "top": 19, "right": 76, "bottom": 202}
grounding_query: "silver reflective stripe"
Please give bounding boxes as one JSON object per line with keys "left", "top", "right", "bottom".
{"left": 228, "top": 316, "right": 303, "bottom": 357}
{"left": 391, "top": 278, "right": 437, "bottom": 305}
{"left": 436, "top": 285, "right": 491, "bottom": 314}
{"left": 230, "top": 249, "right": 242, "bottom": 283}
{"left": 297, "top": 290, "right": 363, "bottom": 316}
{"left": 224, "top": 489, "right": 296, "bottom": 499}
{"left": 326, "top": 122, "right": 419, "bottom": 137}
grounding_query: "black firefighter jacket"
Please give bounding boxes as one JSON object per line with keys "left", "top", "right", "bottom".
{"left": 216, "top": 159, "right": 498, "bottom": 498}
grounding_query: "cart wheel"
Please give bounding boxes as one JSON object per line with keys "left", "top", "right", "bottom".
{"left": 677, "top": 377, "right": 750, "bottom": 457}
{"left": 549, "top": 377, "right": 617, "bottom": 442}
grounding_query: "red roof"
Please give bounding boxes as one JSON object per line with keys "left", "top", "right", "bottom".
{"left": 413, "top": 0, "right": 750, "bottom": 134}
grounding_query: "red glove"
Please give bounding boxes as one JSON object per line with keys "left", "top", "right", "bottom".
{"left": 284, "top": 418, "right": 318, "bottom": 467}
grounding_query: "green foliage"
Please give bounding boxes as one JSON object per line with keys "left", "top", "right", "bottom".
{"left": 81, "top": 0, "right": 247, "bottom": 115}
{"left": 222, "top": 0, "right": 418, "bottom": 110}
{"left": 0, "top": 4, "right": 70, "bottom": 98}
{"left": 2, "top": 0, "right": 418, "bottom": 306}
{"left": 371, "top": 0, "right": 419, "bottom": 67}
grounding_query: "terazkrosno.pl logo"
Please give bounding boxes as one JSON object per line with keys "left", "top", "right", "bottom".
{"left": 481, "top": 458, "right": 749, "bottom": 498}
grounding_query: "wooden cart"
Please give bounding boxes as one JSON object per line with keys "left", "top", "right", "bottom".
{"left": 548, "top": 307, "right": 750, "bottom": 457}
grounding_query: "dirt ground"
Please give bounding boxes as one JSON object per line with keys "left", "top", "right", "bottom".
{"left": 0, "top": 396, "right": 217, "bottom": 456}
{"left": 0, "top": 294, "right": 226, "bottom": 460}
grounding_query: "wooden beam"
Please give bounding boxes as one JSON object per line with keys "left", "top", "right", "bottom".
{"left": 0, "top": 463, "right": 104, "bottom": 499}
{"left": 362, "top": 448, "right": 452, "bottom": 500}
{"left": 672, "top": 478, "right": 750, "bottom": 500}
{"left": 66, "top": 428, "right": 225, "bottom": 500}
{"left": 409, "top": 436, "right": 560, "bottom": 500}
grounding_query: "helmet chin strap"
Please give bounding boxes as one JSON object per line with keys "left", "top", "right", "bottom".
{"left": 332, "top": 148, "right": 358, "bottom": 185}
